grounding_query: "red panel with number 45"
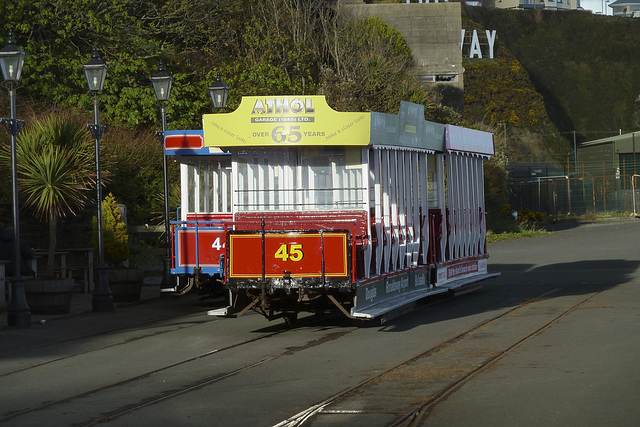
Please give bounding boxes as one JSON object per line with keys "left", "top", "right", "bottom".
{"left": 228, "top": 232, "right": 349, "bottom": 279}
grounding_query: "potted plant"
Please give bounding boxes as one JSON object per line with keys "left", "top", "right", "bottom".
{"left": 93, "top": 192, "right": 144, "bottom": 302}
{"left": 0, "top": 114, "right": 95, "bottom": 313}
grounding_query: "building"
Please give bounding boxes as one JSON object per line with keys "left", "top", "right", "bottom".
{"left": 609, "top": 0, "right": 640, "bottom": 16}
{"left": 481, "top": 0, "right": 581, "bottom": 11}
{"left": 577, "top": 132, "right": 640, "bottom": 178}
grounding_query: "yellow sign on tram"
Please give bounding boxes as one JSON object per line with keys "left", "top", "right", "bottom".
{"left": 202, "top": 95, "right": 371, "bottom": 147}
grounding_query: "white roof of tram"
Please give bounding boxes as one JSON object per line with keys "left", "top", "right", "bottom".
{"left": 164, "top": 96, "right": 493, "bottom": 157}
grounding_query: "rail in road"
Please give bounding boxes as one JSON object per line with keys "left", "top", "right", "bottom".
{"left": 275, "top": 288, "right": 599, "bottom": 426}
{"left": 0, "top": 290, "right": 608, "bottom": 426}
{"left": 1, "top": 219, "right": 638, "bottom": 426}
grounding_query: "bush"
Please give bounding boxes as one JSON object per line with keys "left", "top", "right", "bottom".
{"left": 92, "top": 193, "right": 130, "bottom": 266}
{"left": 518, "top": 208, "right": 546, "bottom": 223}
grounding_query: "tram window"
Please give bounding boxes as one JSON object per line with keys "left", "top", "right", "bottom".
{"left": 233, "top": 147, "right": 363, "bottom": 211}
{"left": 236, "top": 153, "right": 251, "bottom": 211}
{"left": 187, "top": 162, "right": 196, "bottom": 213}
{"left": 235, "top": 148, "right": 298, "bottom": 211}
{"left": 301, "top": 146, "right": 364, "bottom": 210}
{"left": 208, "top": 158, "right": 231, "bottom": 213}
{"left": 198, "top": 162, "right": 206, "bottom": 212}
{"left": 182, "top": 157, "right": 232, "bottom": 214}
{"left": 301, "top": 147, "right": 331, "bottom": 208}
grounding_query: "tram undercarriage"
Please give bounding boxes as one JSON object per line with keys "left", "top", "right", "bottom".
{"left": 212, "top": 280, "right": 356, "bottom": 325}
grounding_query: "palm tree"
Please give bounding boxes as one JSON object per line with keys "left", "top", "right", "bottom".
{"left": 0, "top": 114, "right": 96, "bottom": 276}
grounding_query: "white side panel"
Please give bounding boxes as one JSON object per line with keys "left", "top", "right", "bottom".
{"left": 390, "top": 151, "right": 399, "bottom": 271}
{"left": 437, "top": 154, "right": 447, "bottom": 263}
{"left": 382, "top": 150, "right": 391, "bottom": 273}
{"left": 419, "top": 153, "right": 429, "bottom": 265}
{"left": 180, "top": 163, "right": 189, "bottom": 221}
{"left": 446, "top": 155, "right": 455, "bottom": 261}
{"left": 362, "top": 147, "right": 372, "bottom": 279}
{"left": 374, "top": 150, "right": 383, "bottom": 276}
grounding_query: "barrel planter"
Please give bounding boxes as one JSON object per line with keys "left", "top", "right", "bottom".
{"left": 108, "top": 268, "right": 144, "bottom": 302}
{"left": 25, "top": 277, "right": 74, "bottom": 314}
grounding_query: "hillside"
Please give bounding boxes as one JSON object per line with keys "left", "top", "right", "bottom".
{"left": 461, "top": 17, "right": 571, "bottom": 166}
{"left": 462, "top": 6, "right": 640, "bottom": 145}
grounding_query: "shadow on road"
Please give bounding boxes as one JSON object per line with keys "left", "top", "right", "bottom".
{"left": 376, "top": 258, "right": 639, "bottom": 333}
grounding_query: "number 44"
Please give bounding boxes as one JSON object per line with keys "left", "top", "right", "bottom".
{"left": 275, "top": 244, "right": 304, "bottom": 262}
{"left": 212, "top": 237, "right": 225, "bottom": 250}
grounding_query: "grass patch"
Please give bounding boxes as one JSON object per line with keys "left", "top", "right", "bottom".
{"left": 487, "top": 227, "right": 551, "bottom": 243}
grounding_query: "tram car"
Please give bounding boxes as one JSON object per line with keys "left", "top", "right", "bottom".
{"left": 164, "top": 96, "right": 499, "bottom": 324}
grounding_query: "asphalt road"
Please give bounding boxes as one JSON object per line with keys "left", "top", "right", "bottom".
{"left": 1, "top": 218, "right": 638, "bottom": 426}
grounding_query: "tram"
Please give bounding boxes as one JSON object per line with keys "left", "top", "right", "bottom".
{"left": 164, "top": 96, "right": 499, "bottom": 324}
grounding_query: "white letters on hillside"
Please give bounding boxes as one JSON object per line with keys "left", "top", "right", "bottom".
{"left": 460, "top": 29, "right": 497, "bottom": 59}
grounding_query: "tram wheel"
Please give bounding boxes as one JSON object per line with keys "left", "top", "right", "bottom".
{"left": 283, "top": 312, "right": 298, "bottom": 328}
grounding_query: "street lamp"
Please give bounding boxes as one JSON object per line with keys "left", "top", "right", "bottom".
{"left": 150, "top": 60, "right": 173, "bottom": 290}
{"left": 208, "top": 71, "right": 230, "bottom": 111}
{"left": 0, "top": 30, "right": 30, "bottom": 328}
{"left": 84, "top": 47, "right": 113, "bottom": 312}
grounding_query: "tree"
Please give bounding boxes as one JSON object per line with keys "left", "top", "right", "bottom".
{"left": 0, "top": 113, "right": 95, "bottom": 276}
{"left": 319, "top": 14, "right": 437, "bottom": 115}
{"left": 93, "top": 193, "right": 130, "bottom": 266}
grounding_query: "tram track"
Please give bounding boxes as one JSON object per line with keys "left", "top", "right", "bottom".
{"left": 394, "top": 289, "right": 598, "bottom": 427}
{"left": 77, "top": 328, "right": 354, "bottom": 427}
{"left": 0, "top": 311, "right": 217, "bottom": 377}
{"left": 0, "top": 325, "right": 287, "bottom": 424}
{"left": 275, "top": 287, "right": 598, "bottom": 427}
{"left": 0, "top": 286, "right": 609, "bottom": 426}
{"left": 0, "top": 311, "right": 357, "bottom": 426}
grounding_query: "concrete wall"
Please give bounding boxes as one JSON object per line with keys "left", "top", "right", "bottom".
{"left": 340, "top": 1, "right": 464, "bottom": 109}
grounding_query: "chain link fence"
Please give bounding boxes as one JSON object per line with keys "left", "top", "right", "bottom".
{"left": 509, "top": 174, "right": 640, "bottom": 217}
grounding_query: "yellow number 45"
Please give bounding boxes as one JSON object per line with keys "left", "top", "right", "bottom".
{"left": 275, "top": 244, "right": 304, "bottom": 262}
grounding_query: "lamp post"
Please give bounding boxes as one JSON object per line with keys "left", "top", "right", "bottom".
{"left": 0, "top": 30, "right": 29, "bottom": 328}
{"left": 150, "top": 60, "right": 173, "bottom": 291}
{"left": 84, "top": 47, "right": 113, "bottom": 312}
{"left": 208, "top": 71, "right": 230, "bottom": 111}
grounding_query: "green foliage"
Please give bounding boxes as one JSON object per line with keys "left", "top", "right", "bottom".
{"left": 486, "top": 228, "right": 551, "bottom": 243}
{"left": 464, "top": 57, "right": 548, "bottom": 129}
{"left": 518, "top": 208, "right": 546, "bottom": 223}
{"left": 0, "top": 0, "right": 339, "bottom": 225}
{"left": 0, "top": 114, "right": 95, "bottom": 221}
{"left": 230, "top": 5, "right": 319, "bottom": 97}
{"left": 0, "top": 113, "right": 95, "bottom": 275}
{"left": 0, "top": 0, "right": 231, "bottom": 129}
{"left": 128, "top": 239, "right": 163, "bottom": 269}
{"left": 99, "top": 125, "right": 178, "bottom": 225}
{"left": 0, "top": 1, "right": 155, "bottom": 123}
{"left": 0, "top": 1, "right": 520, "bottom": 233}
{"left": 93, "top": 192, "right": 130, "bottom": 265}
{"left": 462, "top": 17, "right": 572, "bottom": 166}
{"left": 484, "top": 156, "right": 515, "bottom": 233}
{"left": 320, "top": 15, "right": 438, "bottom": 116}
